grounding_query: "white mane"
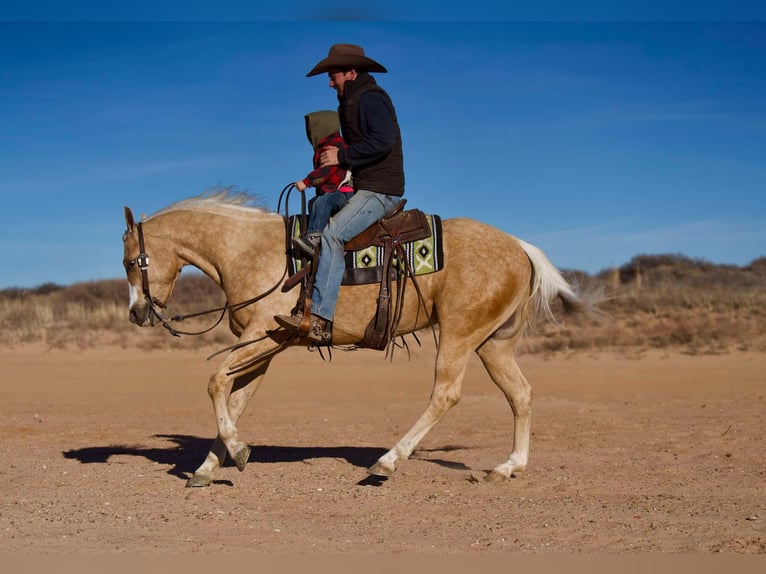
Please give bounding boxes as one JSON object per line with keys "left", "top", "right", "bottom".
{"left": 148, "top": 187, "right": 274, "bottom": 220}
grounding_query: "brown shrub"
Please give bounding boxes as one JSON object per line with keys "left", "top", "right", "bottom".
{"left": 2, "top": 255, "right": 765, "bottom": 354}
{"left": 0, "top": 272, "right": 233, "bottom": 350}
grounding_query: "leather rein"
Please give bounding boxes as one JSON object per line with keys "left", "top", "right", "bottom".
{"left": 133, "top": 216, "right": 288, "bottom": 339}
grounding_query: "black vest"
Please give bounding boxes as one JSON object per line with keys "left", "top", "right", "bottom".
{"left": 339, "top": 74, "right": 405, "bottom": 196}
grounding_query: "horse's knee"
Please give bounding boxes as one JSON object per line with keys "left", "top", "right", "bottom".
{"left": 514, "top": 390, "right": 532, "bottom": 413}
{"left": 430, "top": 379, "right": 462, "bottom": 412}
{"left": 434, "top": 388, "right": 461, "bottom": 410}
{"left": 207, "top": 370, "right": 228, "bottom": 400}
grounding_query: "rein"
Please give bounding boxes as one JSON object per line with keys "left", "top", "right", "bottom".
{"left": 132, "top": 196, "right": 291, "bottom": 338}
{"left": 130, "top": 182, "right": 429, "bottom": 371}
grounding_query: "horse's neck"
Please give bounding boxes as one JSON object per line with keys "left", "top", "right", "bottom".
{"left": 154, "top": 209, "right": 285, "bottom": 290}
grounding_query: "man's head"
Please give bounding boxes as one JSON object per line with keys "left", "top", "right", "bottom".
{"left": 306, "top": 44, "right": 387, "bottom": 79}
{"left": 327, "top": 69, "right": 357, "bottom": 97}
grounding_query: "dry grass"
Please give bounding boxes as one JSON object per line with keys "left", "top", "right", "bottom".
{"left": 0, "top": 272, "right": 236, "bottom": 351}
{"left": 2, "top": 254, "right": 765, "bottom": 355}
{"left": 523, "top": 254, "right": 766, "bottom": 355}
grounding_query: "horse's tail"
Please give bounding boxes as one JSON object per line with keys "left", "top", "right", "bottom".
{"left": 516, "top": 238, "right": 602, "bottom": 331}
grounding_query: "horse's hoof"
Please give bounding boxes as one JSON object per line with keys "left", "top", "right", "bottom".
{"left": 186, "top": 473, "right": 213, "bottom": 488}
{"left": 485, "top": 469, "right": 510, "bottom": 483}
{"left": 233, "top": 445, "right": 251, "bottom": 472}
{"left": 367, "top": 461, "right": 394, "bottom": 477}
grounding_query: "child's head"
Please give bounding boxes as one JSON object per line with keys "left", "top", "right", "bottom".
{"left": 305, "top": 110, "right": 341, "bottom": 148}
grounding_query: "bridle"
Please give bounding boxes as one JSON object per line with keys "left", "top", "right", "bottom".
{"left": 130, "top": 220, "right": 286, "bottom": 338}
{"left": 131, "top": 221, "right": 221, "bottom": 336}
{"left": 123, "top": 183, "right": 301, "bottom": 372}
{"left": 134, "top": 221, "right": 171, "bottom": 316}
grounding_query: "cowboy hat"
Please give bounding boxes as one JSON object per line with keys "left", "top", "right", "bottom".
{"left": 306, "top": 44, "right": 387, "bottom": 77}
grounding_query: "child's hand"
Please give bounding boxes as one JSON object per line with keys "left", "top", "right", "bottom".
{"left": 295, "top": 180, "right": 307, "bottom": 191}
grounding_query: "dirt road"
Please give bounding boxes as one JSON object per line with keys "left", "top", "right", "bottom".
{"left": 1, "top": 344, "right": 764, "bottom": 554}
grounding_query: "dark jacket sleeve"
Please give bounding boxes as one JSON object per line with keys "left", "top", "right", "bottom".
{"left": 338, "top": 91, "right": 396, "bottom": 168}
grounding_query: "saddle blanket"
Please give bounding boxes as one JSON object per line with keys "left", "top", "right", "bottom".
{"left": 288, "top": 213, "right": 444, "bottom": 286}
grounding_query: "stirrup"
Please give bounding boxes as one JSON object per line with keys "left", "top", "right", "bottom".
{"left": 274, "top": 313, "right": 332, "bottom": 344}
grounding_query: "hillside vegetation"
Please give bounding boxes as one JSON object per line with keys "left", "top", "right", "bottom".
{"left": 2, "top": 254, "right": 765, "bottom": 355}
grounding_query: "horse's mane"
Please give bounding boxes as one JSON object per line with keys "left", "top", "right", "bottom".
{"left": 148, "top": 186, "right": 274, "bottom": 220}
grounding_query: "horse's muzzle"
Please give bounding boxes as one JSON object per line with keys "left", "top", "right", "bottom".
{"left": 129, "top": 303, "right": 155, "bottom": 327}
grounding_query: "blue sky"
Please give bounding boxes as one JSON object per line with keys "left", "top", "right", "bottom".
{"left": 1, "top": 17, "right": 765, "bottom": 288}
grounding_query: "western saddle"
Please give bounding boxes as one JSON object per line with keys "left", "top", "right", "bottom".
{"left": 283, "top": 199, "right": 432, "bottom": 350}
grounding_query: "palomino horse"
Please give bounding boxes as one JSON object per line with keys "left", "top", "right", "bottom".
{"left": 122, "top": 190, "right": 596, "bottom": 487}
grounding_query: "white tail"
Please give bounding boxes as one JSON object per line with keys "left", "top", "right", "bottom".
{"left": 516, "top": 238, "right": 581, "bottom": 325}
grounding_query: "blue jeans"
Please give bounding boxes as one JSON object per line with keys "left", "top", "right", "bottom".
{"left": 312, "top": 189, "right": 400, "bottom": 321}
{"left": 306, "top": 191, "right": 352, "bottom": 235}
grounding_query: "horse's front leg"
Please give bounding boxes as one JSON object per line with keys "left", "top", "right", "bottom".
{"left": 186, "top": 357, "right": 271, "bottom": 487}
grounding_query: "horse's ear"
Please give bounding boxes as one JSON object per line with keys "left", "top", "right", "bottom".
{"left": 124, "top": 206, "right": 135, "bottom": 232}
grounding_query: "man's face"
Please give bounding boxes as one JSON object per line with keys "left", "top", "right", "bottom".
{"left": 328, "top": 69, "right": 357, "bottom": 97}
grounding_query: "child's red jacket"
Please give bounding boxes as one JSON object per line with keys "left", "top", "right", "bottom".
{"left": 302, "top": 131, "right": 352, "bottom": 195}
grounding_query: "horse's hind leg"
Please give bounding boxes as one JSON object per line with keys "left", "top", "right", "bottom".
{"left": 476, "top": 336, "right": 532, "bottom": 481}
{"left": 187, "top": 360, "right": 270, "bottom": 487}
{"left": 368, "top": 339, "right": 472, "bottom": 477}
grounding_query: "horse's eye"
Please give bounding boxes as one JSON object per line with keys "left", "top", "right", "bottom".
{"left": 125, "top": 259, "right": 137, "bottom": 271}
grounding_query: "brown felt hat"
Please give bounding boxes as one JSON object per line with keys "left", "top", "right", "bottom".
{"left": 306, "top": 44, "right": 388, "bottom": 77}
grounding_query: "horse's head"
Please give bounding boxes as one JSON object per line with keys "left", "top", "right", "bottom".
{"left": 122, "top": 206, "right": 182, "bottom": 327}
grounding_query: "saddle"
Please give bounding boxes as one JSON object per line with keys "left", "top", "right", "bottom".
{"left": 344, "top": 199, "right": 431, "bottom": 250}
{"left": 284, "top": 199, "right": 433, "bottom": 350}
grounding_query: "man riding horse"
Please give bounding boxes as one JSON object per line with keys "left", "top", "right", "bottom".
{"left": 275, "top": 44, "right": 405, "bottom": 343}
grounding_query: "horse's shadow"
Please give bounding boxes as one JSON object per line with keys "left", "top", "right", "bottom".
{"left": 63, "top": 434, "right": 388, "bottom": 484}
{"left": 62, "top": 435, "right": 473, "bottom": 486}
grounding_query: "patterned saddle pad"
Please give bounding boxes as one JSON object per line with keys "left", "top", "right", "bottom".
{"left": 287, "top": 214, "right": 444, "bottom": 286}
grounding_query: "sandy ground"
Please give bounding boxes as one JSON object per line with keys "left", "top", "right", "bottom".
{"left": 0, "top": 342, "right": 764, "bottom": 555}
